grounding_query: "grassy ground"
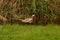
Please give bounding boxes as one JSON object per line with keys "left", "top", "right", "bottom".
{"left": 0, "top": 24, "right": 60, "bottom": 40}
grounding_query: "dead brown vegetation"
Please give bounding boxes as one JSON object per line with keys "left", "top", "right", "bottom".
{"left": 0, "top": 0, "right": 60, "bottom": 25}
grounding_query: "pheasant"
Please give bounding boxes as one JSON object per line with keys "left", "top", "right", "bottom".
{"left": 18, "top": 14, "right": 36, "bottom": 24}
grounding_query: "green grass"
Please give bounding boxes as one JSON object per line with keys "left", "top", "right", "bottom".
{"left": 0, "top": 24, "right": 60, "bottom": 40}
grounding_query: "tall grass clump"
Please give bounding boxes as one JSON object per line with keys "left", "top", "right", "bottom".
{"left": 0, "top": 0, "right": 60, "bottom": 25}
